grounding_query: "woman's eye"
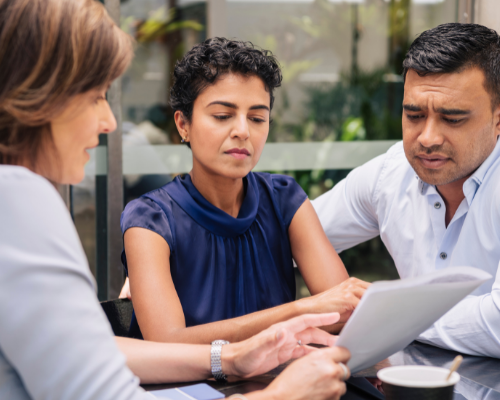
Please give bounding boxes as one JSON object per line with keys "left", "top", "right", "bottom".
{"left": 250, "top": 118, "right": 266, "bottom": 123}
{"left": 214, "top": 115, "right": 231, "bottom": 120}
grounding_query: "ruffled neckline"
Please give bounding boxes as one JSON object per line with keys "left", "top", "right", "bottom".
{"left": 164, "top": 172, "right": 259, "bottom": 237}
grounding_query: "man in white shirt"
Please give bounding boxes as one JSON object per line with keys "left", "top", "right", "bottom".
{"left": 312, "top": 23, "right": 500, "bottom": 358}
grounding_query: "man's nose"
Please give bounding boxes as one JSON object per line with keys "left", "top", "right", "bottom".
{"left": 418, "top": 117, "right": 444, "bottom": 148}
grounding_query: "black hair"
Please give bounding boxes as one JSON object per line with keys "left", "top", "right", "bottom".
{"left": 403, "top": 23, "right": 500, "bottom": 109}
{"left": 169, "top": 37, "right": 282, "bottom": 124}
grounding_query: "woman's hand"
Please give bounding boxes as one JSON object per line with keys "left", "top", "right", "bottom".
{"left": 300, "top": 277, "right": 370, "bottom": 327}
{"left": 222, "top": 313, "right": 340, "bottom": 378}
{"left": 262, "top": 346, "right": 351, "bottom": 400}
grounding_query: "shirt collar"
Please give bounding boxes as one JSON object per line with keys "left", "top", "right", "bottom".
{"left": 463, "top": 138, "right": 500, "bottom": 205}
{"left": 417, "top": 138, "right": 500, "bottom": 204}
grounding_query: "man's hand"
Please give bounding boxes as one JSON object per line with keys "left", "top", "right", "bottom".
{"left": 222, "top": 313, "right": 340, "bottom": 378}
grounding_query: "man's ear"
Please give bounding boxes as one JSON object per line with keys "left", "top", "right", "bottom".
{"left": 494, "top": 104, "right": 500, "bottom": 138}
{"left": 174, "top": 110, "right": 190, "bottom": 142}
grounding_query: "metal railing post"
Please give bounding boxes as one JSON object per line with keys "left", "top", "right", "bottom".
{"left": 98, "top": 0, "right": 125, "bottom": 300}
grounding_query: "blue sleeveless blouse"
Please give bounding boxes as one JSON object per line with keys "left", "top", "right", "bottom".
{"left": 121, "top": 172, "right": 307, "bottom": 338}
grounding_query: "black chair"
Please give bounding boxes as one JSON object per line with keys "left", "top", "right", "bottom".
{"left": 100, "top": 298, "right": 133, "bottom": 337}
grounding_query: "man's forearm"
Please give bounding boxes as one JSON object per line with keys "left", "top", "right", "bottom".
{"left": 417, "top": 294, "right": 500, "bottom": 358}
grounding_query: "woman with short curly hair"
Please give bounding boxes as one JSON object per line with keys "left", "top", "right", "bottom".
{"left": 121, "top": 38, "right": 369, "bottom": 344}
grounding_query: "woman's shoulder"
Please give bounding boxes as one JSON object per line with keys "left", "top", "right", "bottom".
{"left": 252, "top": 172, "right": 307, "bottom": 227}
{"left": 252, "top": 171, "right": 302, "bottom": 191}
{"left": 0, "top": 165, "right": 55, "bottom": 190}
{"left": 121, "top": 183, "right": 176, "bottom": 246}
{"left": 0, "top": 165, "right": 91, "bottom": 282}
{"left": 123, "top": 181, "right": 176, "bottom": 217}
{"left": 0, "top": 165, "right": 67, "bottom": 213}
{"left": 252, "top": 172, "right": 306, "bottom": 200}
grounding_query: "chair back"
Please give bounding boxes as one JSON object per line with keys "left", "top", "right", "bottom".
{"left": 100, "top": 299, "right": 133, "bottom": 337}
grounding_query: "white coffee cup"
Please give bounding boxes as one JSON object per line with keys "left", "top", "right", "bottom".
{"left": 377, "top": 366, "right": 460, "bottom": 400}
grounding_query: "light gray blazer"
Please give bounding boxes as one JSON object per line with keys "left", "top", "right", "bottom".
{"left": 0, "top": 166, "right": 151, "bottom": 400}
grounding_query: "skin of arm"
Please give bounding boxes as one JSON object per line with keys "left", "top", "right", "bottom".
{"left": 125, "top": 200, "right": 369, "bottom": 344}
{"left": 126, "top": 227, "right": 306, "bottom": 343}
{"left": 289, "top": 199, "right": 369, "bottom": 332}
{"left": 116, "top": 312, "right": 351, "bottom": 400}
{"left": 289, "top": 199, "right": 350, "bottom": 292}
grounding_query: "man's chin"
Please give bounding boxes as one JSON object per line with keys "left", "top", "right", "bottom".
{"left": 409, "top": 158, "right": 454, "bottom": 186}
{"left": 414, "top": 168, "right": 468, "bottom": 187}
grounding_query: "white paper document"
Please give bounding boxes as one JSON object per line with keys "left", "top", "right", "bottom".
{"left": 335, "top": 266, "right": 492, "bottom": 373}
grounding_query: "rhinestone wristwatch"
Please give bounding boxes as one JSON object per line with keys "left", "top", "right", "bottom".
{"left": 211, "top": 340, "right": 230, "bottom": 381}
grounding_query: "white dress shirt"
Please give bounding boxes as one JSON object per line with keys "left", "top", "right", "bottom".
{"left": 0, "top": 166, "right": 152, "bottom": 399}
{"left": 312, "top": 141, "right": 500, "bottom": 358}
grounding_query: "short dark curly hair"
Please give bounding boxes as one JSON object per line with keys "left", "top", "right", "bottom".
{"left": 169, "top": 37, "right": 282, "bottom": 123}
{"left": 403, "top": 23, "right": 500, "bottom": 109}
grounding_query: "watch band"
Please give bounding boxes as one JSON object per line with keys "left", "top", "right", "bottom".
{"left": 211, "top": 340, "right": 230, "bottom": 381}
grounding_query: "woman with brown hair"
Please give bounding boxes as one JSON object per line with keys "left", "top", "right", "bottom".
{"left": 0, "top": 0, "right": 351, "bottom": 399}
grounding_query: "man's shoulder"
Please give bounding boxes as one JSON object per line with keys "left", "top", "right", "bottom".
{"left": 382, "top": 141, "right": 410, "bottom": 167}
{"left": 355, "top": 141, "right": 415, "bottom": 195}
{"left": 476, "top": 152, "right": 500, "bottom": 212}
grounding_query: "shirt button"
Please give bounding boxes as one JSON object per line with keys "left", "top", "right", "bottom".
{"left": 434, "top": 202, "right": 441, "bottom": 209}
{"left": 440, "top": 252, "right": 447, "bottom": 260}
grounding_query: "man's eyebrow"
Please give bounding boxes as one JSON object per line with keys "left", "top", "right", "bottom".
{"left": 207, "top": 101, "right": 238, "bottom": 109}
{"left": 403, "top": 104, "right": 423, "bottom": 112}
{"left": 435, "top": 107, "right": 471, "bottom": 116}
{"left": 403, "top": 104, "right": 471, "bottom": 116}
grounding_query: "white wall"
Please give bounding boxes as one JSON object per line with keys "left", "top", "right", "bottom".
{"left": 476, "top": 0, "right": 500, "bottom": 32}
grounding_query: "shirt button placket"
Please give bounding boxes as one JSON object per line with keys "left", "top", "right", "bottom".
{"left": 440, "top": 252, "right": 447, "bottom": 260}
{"left": 434, "top": 202, "right": 441, "bottom": 209}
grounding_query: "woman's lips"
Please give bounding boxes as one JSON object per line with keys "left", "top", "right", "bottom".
{"left": 225, "top": 148, "right": 250, "bottom": 160}
{"left": 84, "top": 143, "right": 99, "bottom": 160}
{"left": 416, "top": 154, "right": 449, "bottom": 169}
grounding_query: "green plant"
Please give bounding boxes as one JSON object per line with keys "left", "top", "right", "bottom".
{"left": 126, "top": 6, "right": 203, "bottom": 43}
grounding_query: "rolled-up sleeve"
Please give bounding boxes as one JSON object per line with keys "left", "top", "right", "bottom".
{"left": 417, "top": 264, "right": 500, "bottom": 358}
{"left": 311, "top": 154, "right": 385, "bottom": 253}
{"left": 0, "top": 170, "right": 151, "bottom": 400}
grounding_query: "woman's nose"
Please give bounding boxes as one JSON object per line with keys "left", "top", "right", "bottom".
{"left": 99, "top": 100, "right": 117, "bottom": 134}
{"left": 230, "top": 114, "right": 250, "bottom": 140}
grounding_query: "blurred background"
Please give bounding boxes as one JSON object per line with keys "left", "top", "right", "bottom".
{"left": 72, "top": 0, "right": 499, "bottom": 300}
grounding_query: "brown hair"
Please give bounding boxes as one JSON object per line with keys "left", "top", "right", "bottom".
{"left": 0, "top": 0, "right": 133, "bottom": 167}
